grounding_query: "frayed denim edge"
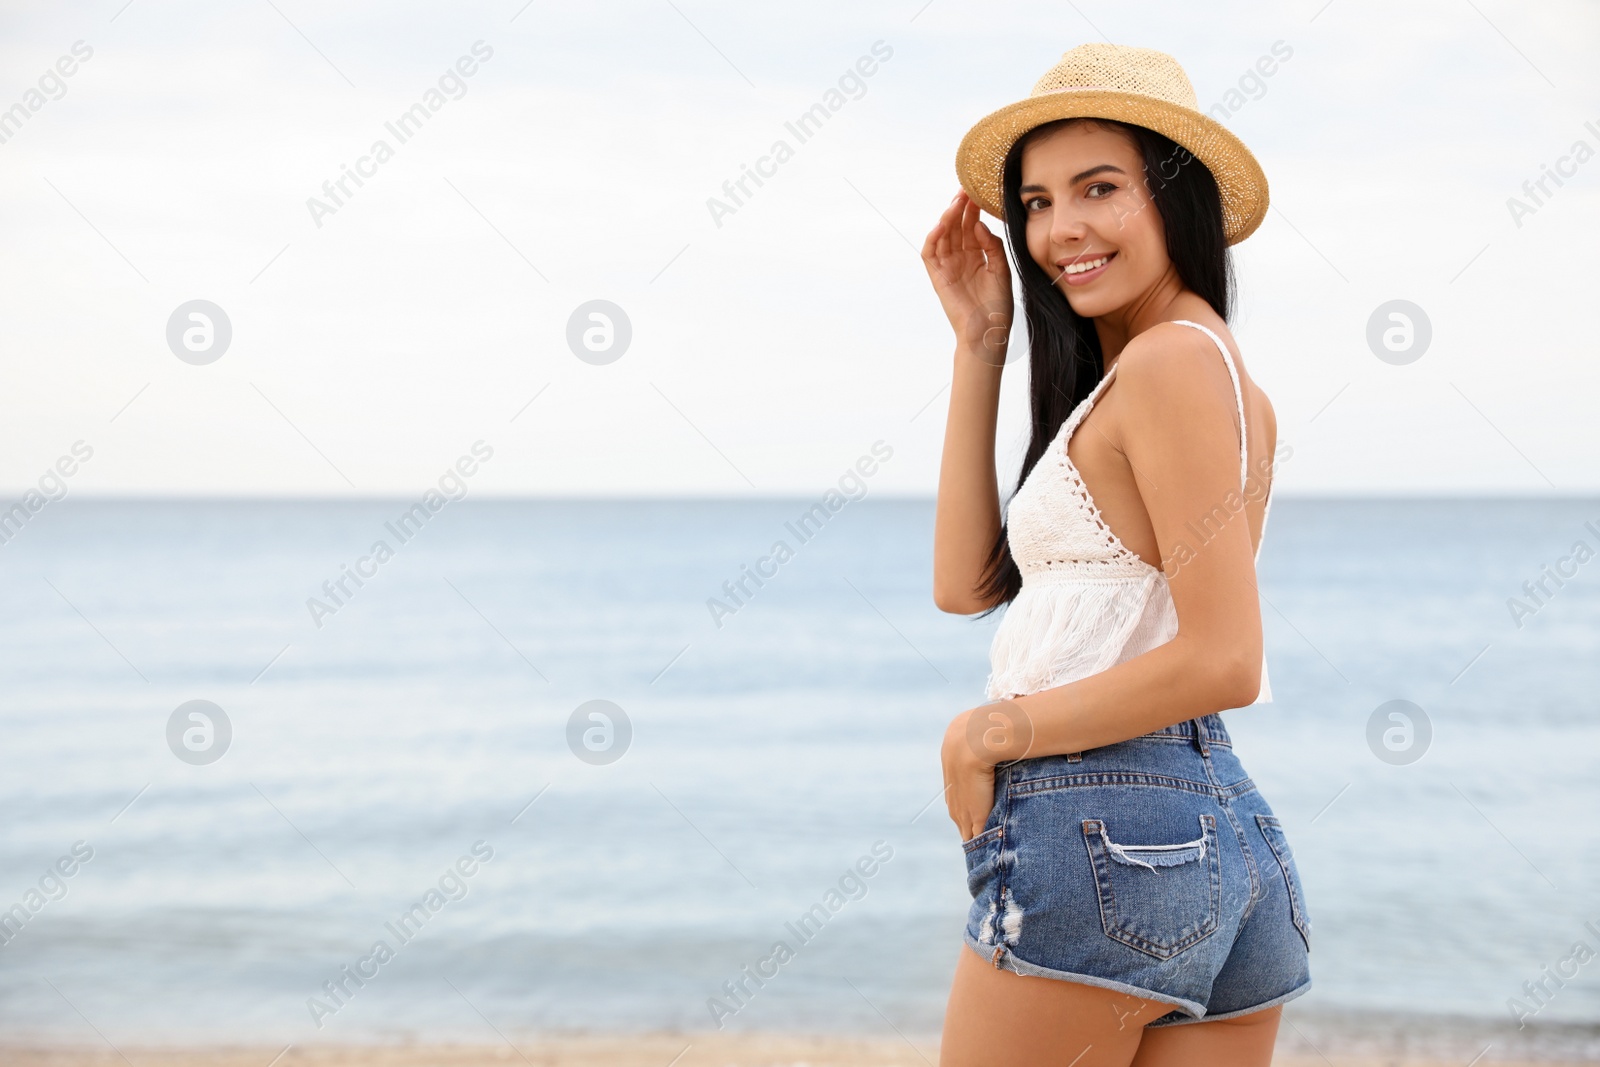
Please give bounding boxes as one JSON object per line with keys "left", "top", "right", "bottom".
{"left": 1144, "top": 977, "right": 1313, "bottom": 1028}
{"left": 960, "top": 933, "right": 1206, "bottom": 1022}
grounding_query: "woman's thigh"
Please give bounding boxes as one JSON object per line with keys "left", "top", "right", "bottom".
{"left": 1128, "top": 1004, "right": 1282, "bottom": 1067}
{"left": 940, "top": 945, "right": 1166, "bottom": 1067}
{"left": 939, "top": 944, "right": 1284, "bottom": 1067}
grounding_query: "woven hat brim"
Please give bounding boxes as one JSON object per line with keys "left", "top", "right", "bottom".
{"left": 954, "top": 89, "right": 1269, "bottom": 245}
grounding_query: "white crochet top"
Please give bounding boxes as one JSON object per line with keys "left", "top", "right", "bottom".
{"left": 984, "top": 319, "right": 1274, "bottom": 704}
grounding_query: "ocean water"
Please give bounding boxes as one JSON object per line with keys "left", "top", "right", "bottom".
{"left": 1, "top": 498, "right": 1597, "bottom": 1059}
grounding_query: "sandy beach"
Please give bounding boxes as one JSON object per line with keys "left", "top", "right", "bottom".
{"left": 1, "top": 1035, "right": 1589, "bottom": 1067}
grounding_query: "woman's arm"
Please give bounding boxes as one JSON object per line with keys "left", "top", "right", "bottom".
{"left": 931, "top": 335, "right": 1005, "bottom": 614}
{"left": 942, "top": 325, "right": 1265, "bottom": 836}
{"left": 922, "top": 192, "right": 1014, "bottom": 615}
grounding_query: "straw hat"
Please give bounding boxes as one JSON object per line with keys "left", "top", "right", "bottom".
{"left": 955, "top": 43, "right": 1269, "bottom": 244}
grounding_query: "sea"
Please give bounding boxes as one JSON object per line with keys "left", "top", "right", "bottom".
{"left": 0, "top": 497, "right": 1597, "bottom": 1060}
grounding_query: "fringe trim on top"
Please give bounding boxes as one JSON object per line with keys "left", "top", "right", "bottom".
{"left": 983, "top": 569, "right": 1274, "bottom": 706}
{"left": 984, "top": 570, "right": 1161, "bottom": 702}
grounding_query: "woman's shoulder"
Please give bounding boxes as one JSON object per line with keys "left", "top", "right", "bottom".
{"left": 1115, "top": 318, "right": 1277, "bottom": 461}
{"left": 1113, "top": 318, "right": 1240, "bottom": 403}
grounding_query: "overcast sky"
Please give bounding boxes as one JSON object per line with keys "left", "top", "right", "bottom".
{"left": 2, "top": 0, "right": 1596, "bottom": 497}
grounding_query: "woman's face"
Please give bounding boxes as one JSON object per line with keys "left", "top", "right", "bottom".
{"left": 1019, "top": 122, "right": 1170, "bottom": 319}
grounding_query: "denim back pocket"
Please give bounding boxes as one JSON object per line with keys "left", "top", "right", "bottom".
{"left": 1256, "top": 814, "right": 1312, "bottom": 953}
{"left": 1081, "top": 814, "right": 1221, "bottom": 959}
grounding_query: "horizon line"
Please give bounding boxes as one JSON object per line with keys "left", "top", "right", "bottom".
{"left": 4, "top": 490, "right": 1596, "bottom": 503}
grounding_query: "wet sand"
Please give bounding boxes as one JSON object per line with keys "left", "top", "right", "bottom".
{"left": 0, "top": 1035, "right": 1586, "bottom": 1067}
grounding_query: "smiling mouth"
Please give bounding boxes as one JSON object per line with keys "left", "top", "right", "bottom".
{"left": 1059, "top": 252, "right": 1115, "bottom": 276}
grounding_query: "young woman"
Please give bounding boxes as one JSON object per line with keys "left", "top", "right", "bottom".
{"left": 922, "top": 45, "right": 1311, "bottom": 1066}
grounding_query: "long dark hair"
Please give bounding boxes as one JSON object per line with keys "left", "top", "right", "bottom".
{"left": 974, "top": 117, "right": 1236, "bottom": 614}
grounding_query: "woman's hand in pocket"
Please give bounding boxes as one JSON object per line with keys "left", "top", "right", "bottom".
{"left": 942, "top": 708, "right": 998, "bottom": 842}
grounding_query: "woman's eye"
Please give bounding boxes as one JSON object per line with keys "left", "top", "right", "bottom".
{"left": 1022, "top": 195, "right": 1050, "bottom": 212}
{"left": 1086, "top": 182, "right": 1117, "bottom": 199}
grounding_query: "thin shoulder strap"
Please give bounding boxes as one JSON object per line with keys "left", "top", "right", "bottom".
{"left": 1171, "top": 319, "right": 1273, "bottom": 562}
{"left": 1170, "top": 320, "right": 1248, "bottom": 491}
{"left": 1058, "top": 362, "right": 1121, "bottom": 441}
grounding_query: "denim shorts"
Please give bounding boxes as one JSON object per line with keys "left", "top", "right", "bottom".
{"left": 961, "top": 713, "right": 1312, "bottom": 1026}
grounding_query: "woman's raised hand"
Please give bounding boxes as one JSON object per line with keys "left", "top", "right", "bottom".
{"left": 921, "top": 190, "right": 1014, "bottom": 364}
